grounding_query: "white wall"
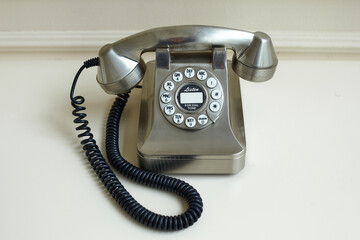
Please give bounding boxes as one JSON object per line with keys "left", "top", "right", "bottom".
{"left": 1, "top": 0, "right": 359, "bottom": 32}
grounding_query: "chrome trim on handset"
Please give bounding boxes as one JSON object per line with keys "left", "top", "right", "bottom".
{"left": 97, "top": 25, "right": 278, "bottom": 94}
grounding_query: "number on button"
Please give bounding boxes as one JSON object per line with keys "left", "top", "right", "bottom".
{"left": 184, "top": 68, "right": 195, "bottom": 78}
{"left": 198, "top": 114, "right": 209, "bottom": 125}
{"left": 172, "top": 72, "right": 183, "bottom": 82}
{"left": 161, "top": 92, "right": 171, "bottom": 103}
{"left": 185, "top": 117, "right": 196, "bottom": 128}
{"left": 197, "top": 70, "right": 207, "bottom": 80}
{"left": 206, "top": 78, "right": 217, "bottom": 88}
{"left": 173, "top": 113, "right": 184, "bottom": 124}
{"left": 164, "top": 81, "right": 174, "bottom": 91}
{"left": 164, "top": 105, "right": 175, "bottom": 115}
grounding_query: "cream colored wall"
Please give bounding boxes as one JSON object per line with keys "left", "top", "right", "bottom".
{"left": 1, "top": 0, "right": 359, "bottom": 32}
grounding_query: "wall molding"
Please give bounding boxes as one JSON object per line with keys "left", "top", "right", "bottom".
{"left": 1, "top": 30, "right": 360, "bottom": 54}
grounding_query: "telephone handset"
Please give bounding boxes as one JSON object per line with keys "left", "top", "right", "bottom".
{"left": 70, "top": 25, "right": 277, "bottom": 231}
{"left": 97, "top": 25, "right": 277, "bottom": 94}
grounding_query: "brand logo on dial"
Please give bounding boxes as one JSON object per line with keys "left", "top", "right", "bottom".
{"left": 184, "top": 87, "right": 199, "bottom": 92}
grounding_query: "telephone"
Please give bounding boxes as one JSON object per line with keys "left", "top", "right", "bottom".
{"left": 70, "top": 25, "right": 277, "bottom": 231}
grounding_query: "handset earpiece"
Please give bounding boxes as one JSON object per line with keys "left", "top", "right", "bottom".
{"left": 232, "top": 32, "right": 278, "bottom": 82}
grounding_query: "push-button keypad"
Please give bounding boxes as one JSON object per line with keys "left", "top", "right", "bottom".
{"left": 159, "top": 66, "right": 224, "bottom": 130}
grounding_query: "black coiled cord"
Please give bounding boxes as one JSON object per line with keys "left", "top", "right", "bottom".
{"left": 70, "top": 58, "right": 203, "bottom": 231}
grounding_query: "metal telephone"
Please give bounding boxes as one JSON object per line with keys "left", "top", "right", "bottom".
{"left": 70, "top": 25, "right": 277, "bottom": 231}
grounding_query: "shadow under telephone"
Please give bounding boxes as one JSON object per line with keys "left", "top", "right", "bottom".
{"left": 70, "top": 25, "right": 277, "bottom": 231}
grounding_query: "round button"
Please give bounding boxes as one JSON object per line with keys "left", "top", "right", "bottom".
{"left": 209, "top": 102, "right": 220, "bottom": 112}
{"left": 173, "top": 113, "right": 184, "bottom": 124}
{"left": 206, "top": 78, "right": 217, "bottom": 88}
{"left": 161, "top": 92, "right": 172, "bottom": 103}
{"left": 185, "top": 117, "right": 196, "bottom": 128}
{"left": 211, "top": 90, "right": 222, "bottom": 100}
{"left": 164, "top": 81, "right": 174, "bottom": 91}
{"left": 197, "top": 114, "right": 209, "bottom": 125}
{"left": 172, "top": 72, "right": 183, "bottom": 82}
{"left": 164, "top": 105, "right": 175, "bottom": 115}
{"left": 184, "top": 68, "right": 195, "bottom": 78}
{"left": 197, "top": 70, "right": 207, "bottom": 80}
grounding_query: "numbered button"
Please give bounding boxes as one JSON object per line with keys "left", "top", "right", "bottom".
{"left": 172, "top": 72, "right": 183, "bottom": 82}
{"left": 173, "top": 113, "right": 184, "bottom": 124}
{"left": 164, "top": 81, "right": 174, "bottom": 91}
{"left": 209, "top": 102, "right": 220, "bottom": 112}
{"left": 161, "top": 92, "right": 171, "bottom": 103}
{"left": 211, "top": 90, "right": 222, "bottom": 100}
{"left": 185, "top": 117, "right": 196, "bottom": 128}
{"left": 197, "top": 70, "right": 207, "bottom": 80}
{"left": 164, "top": 105, "right": 175, "bottom": 115}
{"left": 197, "top": 114, "right": 209, "bottom": 125}
{"left": 184, "top": 68, "right": 195, "bottom": 78}
{"left": 206, "top": 78, "right": 217, "bottom": 88}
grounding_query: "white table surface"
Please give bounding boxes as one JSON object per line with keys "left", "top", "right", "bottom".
{"left": 0, "top": 52, "right": 359, "bottom": 240}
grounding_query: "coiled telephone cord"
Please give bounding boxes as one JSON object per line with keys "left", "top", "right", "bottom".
{"left": 70, "top": 58, "right": 203, "bottom": 231}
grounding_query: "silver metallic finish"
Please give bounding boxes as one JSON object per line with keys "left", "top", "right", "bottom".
{"left": 232, "top": 32, "right": 277, "bottom": 82}
{"left": 96, "top": 25, "right": 278, "bottom": 94}
{"left": 155, "top": 48, "right": 170, "bottom": 69}
{"left": 137, "top": 54, "right": 245, "bottom": 174}
{"left": 213, "top": 47, "right": 227, "bottom": 69}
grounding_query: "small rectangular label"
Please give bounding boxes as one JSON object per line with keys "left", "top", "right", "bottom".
{"left": 180, "top": 92, "right": 203, "bottom": 104}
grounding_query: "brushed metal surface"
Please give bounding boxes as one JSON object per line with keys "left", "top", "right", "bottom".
{"left": 137, "top": 52, "right": 246, "bottom": 174}
{"left": 96, "top": 25, "right": 277, "bottom": 94}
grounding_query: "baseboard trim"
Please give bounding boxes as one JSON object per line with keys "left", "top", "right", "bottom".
{"left": 1, "top": 30, "right": 359, "bottom": 54}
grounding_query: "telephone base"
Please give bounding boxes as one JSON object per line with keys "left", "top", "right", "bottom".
{"left": 138, "top": 152, "right": 245, "bottom": 174}
{"left": 137, "top": 56, "right": 246, "bottom": 174}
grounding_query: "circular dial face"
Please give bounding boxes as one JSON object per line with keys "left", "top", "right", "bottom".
{"left": 159, "top": 66, "right": 224, "bottom": 130}
{"left": 176, "top": 83, "right": 206, "bottom": 112}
